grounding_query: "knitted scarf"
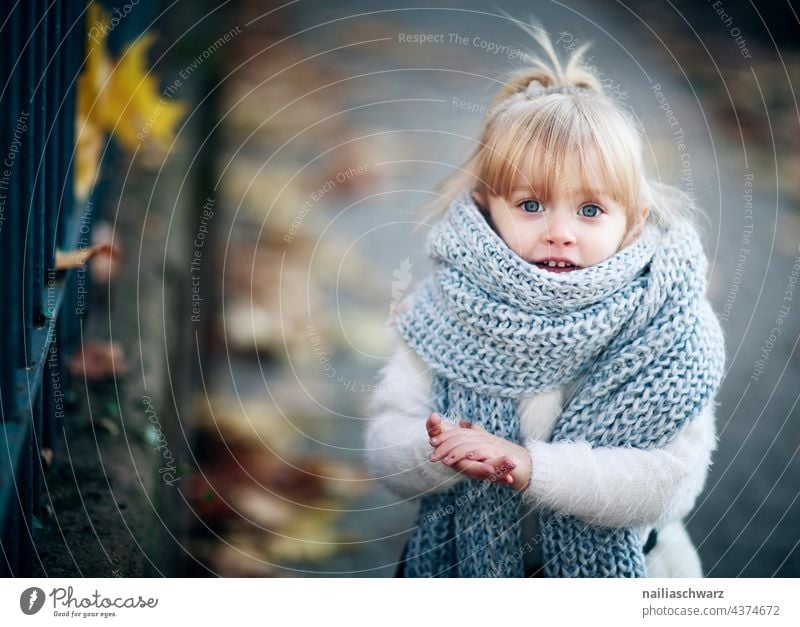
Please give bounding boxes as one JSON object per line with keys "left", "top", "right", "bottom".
{"left": 393, "top": 192, "right": 725, "bottom": 577}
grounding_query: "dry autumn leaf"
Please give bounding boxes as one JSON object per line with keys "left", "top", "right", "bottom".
{"left": 74, "top": 2, "right": 187, "bottom": 198}
{"left": 264, "top": 509, "right": 342, "bottom": 564}
{"left": 67, "top": 340, "right": 128, "bottom": 381}
{"left": 229, "top": 486, "right": 294, "bottom": 529}
{"left": 201, "top": 540, "right": 282, "bottom": 578}
{"left": 74, "top": 115, "right": 104, "bottom": 201}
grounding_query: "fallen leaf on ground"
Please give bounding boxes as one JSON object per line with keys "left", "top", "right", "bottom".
{"left": 201, "top": 540, "right": 283, "bottom": 578}
{"left": 94, "top": 417, "right": 120, "bottom": 437}
{"left": 265, "top": 509, "right": 342, "bottom": 564}
{"left": 41, "top": 448, "right": 54, "bottom": 467}
{"left": 230, "top": 486, "right": 295, "bottom": 528}
{"left": 67, "top": 341, "right": 128, "bottom": 381}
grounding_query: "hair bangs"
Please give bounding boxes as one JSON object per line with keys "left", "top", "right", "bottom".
{"left": 476, "top": 97, "right": 643, "bottom": 215}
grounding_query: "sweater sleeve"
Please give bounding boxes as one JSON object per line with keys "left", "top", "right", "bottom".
{"left": 520, "top": 401, "right": 719, "bottom": 528}
{"left": 363, "top": 329, "right": 468, "bottom": 500}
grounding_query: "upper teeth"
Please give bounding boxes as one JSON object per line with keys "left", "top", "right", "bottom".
{"left": 547, "top": 260, "right": 571, "bottom": 267}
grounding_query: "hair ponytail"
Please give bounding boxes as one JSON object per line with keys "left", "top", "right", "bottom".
{"left": 488, "top": 22, "right": 603, "bottom": 110}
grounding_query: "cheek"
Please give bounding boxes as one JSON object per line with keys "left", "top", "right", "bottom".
{"left": 497, "top": 215, "right": 532, "bottom": 250}
{"left": 488, "top": 208, "right": 511, "bottom": 235}
{"left": 603, "top": 220, "right": 630, "bottom": 252}
{"left": 616, "top": 219, "right": 632, "bottom": 245}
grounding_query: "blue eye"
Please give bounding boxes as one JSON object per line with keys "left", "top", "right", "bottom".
{"left": 520, "top": 199, "right": 543, "bottom": 213}
{"left": 579, "top": 204, "right": 603, "bottom": 217}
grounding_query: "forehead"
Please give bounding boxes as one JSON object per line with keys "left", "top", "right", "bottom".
{"left": 478, "top": 105, "right": 642, "bottom": 212}
{"left": 507, "top": 150, "right": 611, "bottom": 199}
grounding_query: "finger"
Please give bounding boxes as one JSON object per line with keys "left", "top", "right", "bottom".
{"left": 464, "top": 445, "right": 509, "bottom": 468}
{"left": 485, "top": 469, "right": 514, "bottom": 485}
{"left": 483, "top": 455, "right": 517, "bottom": 479}
{"left": 451, "top": 458, "right": 497, "bottom": 480}
{"left": 462, "top": 421, "right": 486, "bottom": 432}
{"left": 429, "top": 440, "right": 460, "bottom": 462}
{"left": 487, "top": 473, "right": 514, "bottom": 485}
{"left": 438, "top": 420, "right": 461, "bottom": 434}
{"left": 497, "top": 455, "right": 518, "bottom": 475}
{"left": 452, "top": 459, "right": 495, "bottom": 480}
{"left": 426, "top": 413, "right": 443, "bottom": 437}
{"left": 441, "top": 443, "right": 489, "bottom": 466}
{"left": 429, "top": 436, "right": 474, "bottom": 462}
{"left": 429, "top": 425, "right": 476, "bottom": 447}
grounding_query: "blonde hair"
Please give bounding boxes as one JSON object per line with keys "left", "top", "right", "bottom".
{"left": 423, "top": 21, "right": 697, "bottom": 234}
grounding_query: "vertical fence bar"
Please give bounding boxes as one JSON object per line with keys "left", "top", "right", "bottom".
{"left": 48, "top": 0, "right": 67, "bottom": 457}
{"left": 57, "top": 0, "right": 74, "bottom": 358}
{"left": 19, "top": 402, "right": 36, "bottom": 576}
{"left": 21, "top": 0, "right": 35, "bottom": 366}
{"left": 33, "top": 0, "right": 51, "bottom": 526}
{"left": 45, "top": 0, "right": 61, "bottom": 294}
{"left": 7, "top": 492, "right": 20, "bottom": 575}
{"left": 21, "top": 0, "right": 49, "bottom": 578}
{"left": 42, "top": 343, "right": 62, "bottom": 483}
{"left": 8, "top": 0, "right": 23, "bottom": 378}
{"left": 0, "top": 0, "right": 14, "bottom": 422}
{"left": 5, "top": 0, "right": 29, "bottom": 579}
{"left": 0, "top": 3, "right": 23, "bottom": 577}
{"left": 57, "top": 0, "right": 72, "bottom": 249}
{"left": 0, "top": 528, "right": 8, "bottom": 576}
{"left": 58, "top": 0, "right": 83, "bottom": 355}
{"left": 32, "top": 0, "right": 47, "bottom": 329}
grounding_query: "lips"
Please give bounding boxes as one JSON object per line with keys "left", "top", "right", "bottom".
{"left": 533, "top": 258, "right": 582, "bottom": 273}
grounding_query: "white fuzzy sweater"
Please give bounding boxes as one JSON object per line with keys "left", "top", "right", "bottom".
{"left": 364, "top": 329, "right": 719, "bottom": 577}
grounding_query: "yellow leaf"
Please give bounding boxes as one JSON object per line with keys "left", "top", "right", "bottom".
{"left": 75, "top": 2, "right": 186, "bottom": 185}
{"left": 104, "top": 32, "right": 187, "bottom": 153}
{"left": 74, "top": 115, "right": 104, "bottom": 200}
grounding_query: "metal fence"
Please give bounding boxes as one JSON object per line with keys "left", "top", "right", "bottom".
{"left": 0, "top": 0, "right": 88, "bottom": 577}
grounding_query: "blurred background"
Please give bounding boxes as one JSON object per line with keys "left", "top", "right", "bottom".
{"left": 0, "top": 0, "right": 797, "bottom": 577}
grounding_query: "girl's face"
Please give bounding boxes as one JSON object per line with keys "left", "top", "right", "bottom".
{"left": 474, "top": 154, "right": 643, "bottom": 273}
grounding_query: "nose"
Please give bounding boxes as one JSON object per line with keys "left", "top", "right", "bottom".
{"left": 543, "top": 211, "right": 576, "bottom": 247}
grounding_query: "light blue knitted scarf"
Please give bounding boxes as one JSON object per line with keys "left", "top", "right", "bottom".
{"left": 394, "top": 192, "right": 725, "bottom": 577}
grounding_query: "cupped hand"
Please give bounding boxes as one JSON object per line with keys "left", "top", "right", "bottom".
{"left": 425, "top": 412, "right": 515, "bottom": 484}
{"left": 427, "top": 413, "right": 532, "bottom": 491}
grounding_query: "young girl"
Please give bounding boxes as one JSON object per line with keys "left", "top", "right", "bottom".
{"left": 364, "top": 26, "right": 725, "bottom": 578}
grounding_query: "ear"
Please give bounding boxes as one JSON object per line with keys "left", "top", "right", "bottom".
{"left": 471, "top": 189, "right": 487, "bottom": 208}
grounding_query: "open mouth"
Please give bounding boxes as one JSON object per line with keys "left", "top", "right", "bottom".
{"left": 533, "top": 260, "right": 581, "bottom": 273}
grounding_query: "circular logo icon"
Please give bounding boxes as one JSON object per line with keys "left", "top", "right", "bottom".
{"left": 20, "top": 587, "right": 45, "bottom": 615}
